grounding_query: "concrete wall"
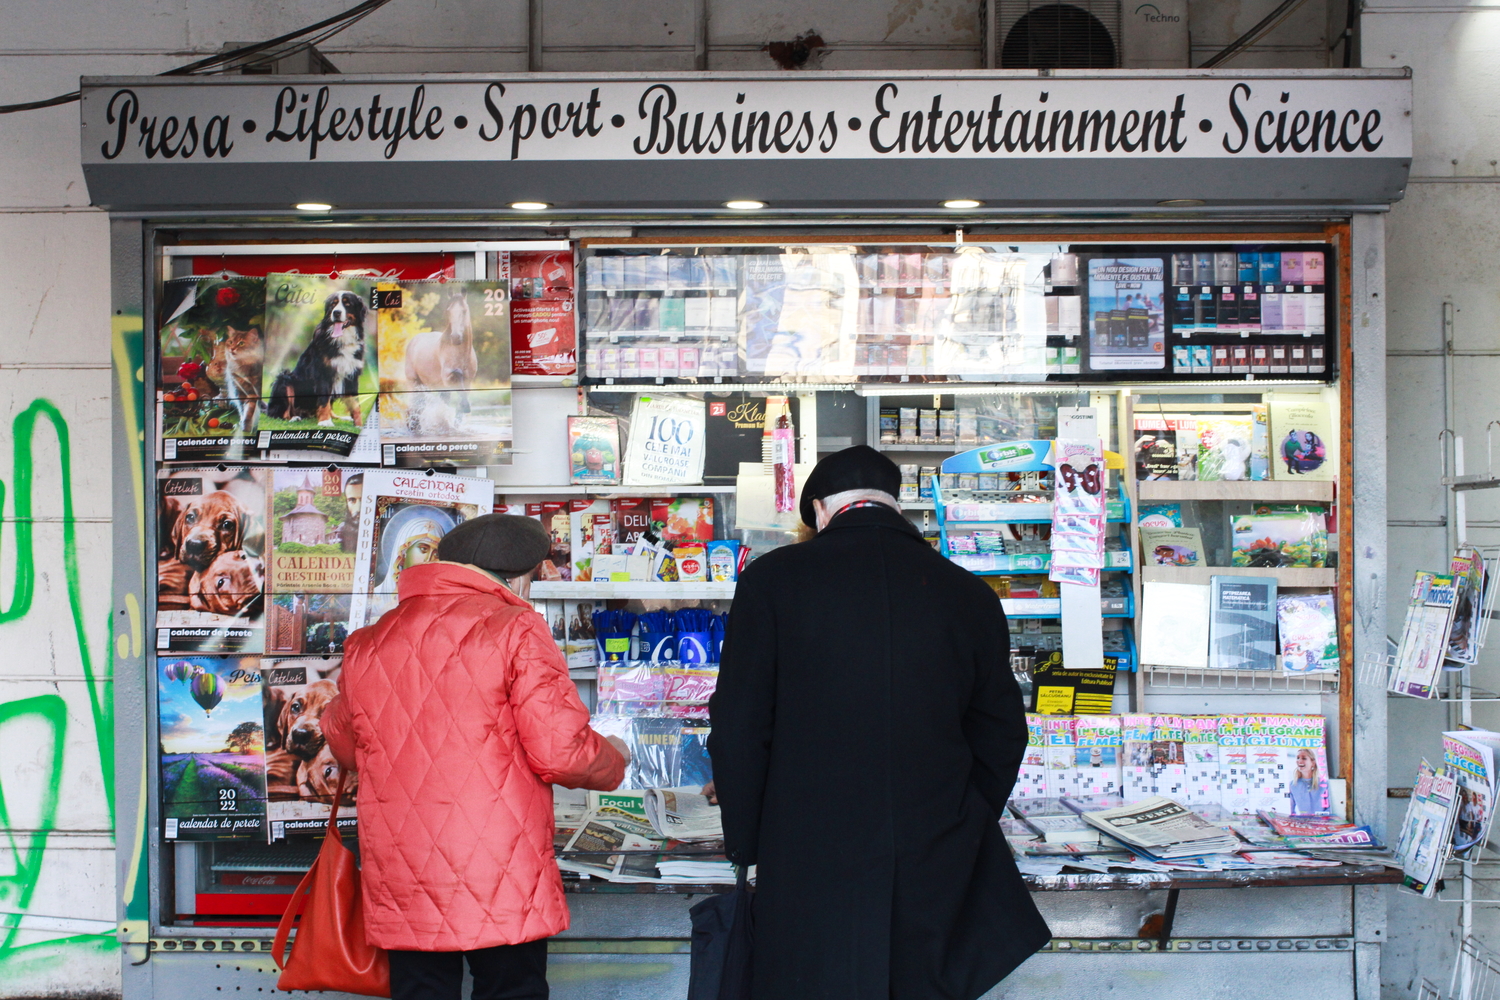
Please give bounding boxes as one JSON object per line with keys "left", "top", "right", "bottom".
{"left": 0, "top": 2, "right": 1354, "bottom": 998}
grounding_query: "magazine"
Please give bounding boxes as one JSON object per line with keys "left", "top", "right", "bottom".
{"left": 155, "top": 467, "right": 267, "bottom": 654}
{"left": 261, "top": 657, "right": 357, "bottom": 840}
{"left": 1015, "top": 713, "right": 1050, "bottom": 801}
{"left": 1152, "top": 714, "right": 1189, "bottom": 801}
{"left": 1182, "top": 715, "right": 1223, "bottom": 808}
{"left": 1043, "top": 715, "right": 1080, "bottom": 799}
{"left": 1218, "top": 715, "right": 1252, "bottom": 814}
{"left": 259, "top": 273, "right": 377, "bottom": 456}
{"left": 1246, "top": 714, "right": 1330, "bottom": 816}
{"left": 158, "top": 654, "right": 267, "bottom": 840}
{"left": 1389, "top": 571, "right": 1460, "bottom": 699}
{"left": 1396, "top": 760, "right": 1460, "bottom": 898}
{"left": 158, "top": 276, "right": 265, "bottom": 462}
{"left": 1074, "top": 715, "right": 1123, "bottom": 797}
{"left": 348, "top": 470, "right": 493, "bottom": 629}
{"left": 1121, "top": 713, "right": 1156, "bottom": 802}
{"left": 1073, "top": 796, "right": 1241, "bottom": 858}
{"left": 1443, "top": 729, "right": 1500, "bottom": 860}
{"left": 376, "top": 280, "right": 513, "bottom": 468}
{"left": 1446, "top": 549, "right": 1488, "bottom": 665}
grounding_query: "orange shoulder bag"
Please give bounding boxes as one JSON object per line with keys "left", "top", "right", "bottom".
{"left": 272, "top": 769, "right": 390, "bottom": 997}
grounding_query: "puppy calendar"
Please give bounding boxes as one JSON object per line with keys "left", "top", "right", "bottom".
{"left": 262, "top": 657, "right": 358, "bottom": 840}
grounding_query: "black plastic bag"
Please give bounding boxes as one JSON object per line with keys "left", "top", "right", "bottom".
{"left": 687, "top": 867, "right": 754, "bottom": 1000}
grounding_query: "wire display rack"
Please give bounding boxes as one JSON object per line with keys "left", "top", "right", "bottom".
{"left": 1143, "top": 667, "right": 1338, "bottom": 693}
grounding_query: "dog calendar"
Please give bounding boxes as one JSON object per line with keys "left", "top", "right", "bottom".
{"left": 259, "top": 273, "right": 378, "bottom": 456}
{"left": 376, "top": 280, "right": 514, "bottom": 468}
{"left": 348, "top": 469, "right": 494, "bottom": 629}
{"left": 261, "top": 657, "right": 358, "bottom": 840}
{"left": 158, "top": 276, "right": 265, "bottom": 462}
{"left": 155, "top": 467, "right": 268, "bottom": 653}
{"left": 158, "top": 654, "right": 268, "bottom": 841}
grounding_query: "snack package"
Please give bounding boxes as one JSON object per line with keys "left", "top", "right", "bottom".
{"left": 675, "top": 543, "right": 708, "bottom": 582}
{"left": 706, "top": 539, "right": 741, "bottom": 582}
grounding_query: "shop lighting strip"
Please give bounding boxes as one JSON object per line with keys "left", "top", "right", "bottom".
{"left": 123, "top": 208, "right": 1386, "bottom": 223}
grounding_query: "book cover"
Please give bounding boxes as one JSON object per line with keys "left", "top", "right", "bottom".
{"left": 349, "top": 470, "right": 493, "bottom": 628}
{"left": 259, "top": 273, "right": 377, "bottom": 455}
{"left": 1276, "top": 592, "right": 1339, "bottom": 674}
{"left": 158, "top": 276, "right": 265, "bottom": 462}
{"left": 1139, "top": 582, "right": 1210, "bottom": 669}
{"left": 1230, "top": 511, "right": 1327, "bottom": 568}
{"left": 1209, "top": 575, "right": 1279, "bottom": 671}
{"left": 1074, "top": 715, "right": 1123, "bottom": 798}
{"left": 568, "top": 415, "right": 622, "bottom": 486}
{"left": 376, "top": 280, "right": 513, "bottom": 468}
{"left": 568, "top": 500, "right": 611, "bottom": 581}
{"left": 261, "top": 657, "right": 357, "bottom": 839}
{"left": 1269, "top": 396, "right": 1337, "bottom": 481}
{"left": 1195, "top": 416, "right": 1259, "bottom": 482}
{"left": 507, "top": 249, "right": 577, "bottom": 377}
{"left": 1132, "top": 415, "right": 1196, "bottom": 481}
{"left": 1141, "top": 527, "right": 1204, "bottom": 567}
{"left": 156, "top": 467, "right": 268, "bottom": 654}
{"left": 1182, "top": 715, "right": 1223, "bottom": 807}
{"left": 158, "top": 655, "right": 267, "bottom": 841}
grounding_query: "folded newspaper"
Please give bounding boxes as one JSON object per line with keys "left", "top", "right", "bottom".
{"left": 1073, "top": 796, "right": 1241, "bottom": 858}
{"left": 643, "top": 787, "right": 723, "bottom": 842}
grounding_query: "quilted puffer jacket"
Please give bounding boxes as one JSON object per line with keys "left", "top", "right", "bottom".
{"left": 322, "top": 560, "right": 624, "bottom": 952}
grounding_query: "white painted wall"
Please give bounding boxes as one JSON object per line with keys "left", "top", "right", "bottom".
{"left": 0, "top": 2, "right": 1367, "bottom": 998}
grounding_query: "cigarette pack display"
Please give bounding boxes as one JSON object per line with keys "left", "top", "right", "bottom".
{"left": 1014, "top": 714, "right": 1050, "bottom": 801}
{"left": 158, "top": 655, "right": 267, "bottom": 841}
{"left": 1074, "top": 715, "right": 1123, "bottom": 797}
{"left": 1209, "top": 575, "right": 1279, "bottom": 671}
{"left": 1121, "top": 714, "right": 1157, "bottom": 802}
{"left": 156, "top": 467, "right": 268, "bottom": 654}
{"left": 261, "top": 657, "right": 358, "bottom": 840}
{"left": 1183, "top": 715, "right": 1223, "bottom": 807}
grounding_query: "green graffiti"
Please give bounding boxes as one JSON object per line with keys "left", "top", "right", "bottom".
{"left": 0, "top": 399, "right": 116, "bottom": 974}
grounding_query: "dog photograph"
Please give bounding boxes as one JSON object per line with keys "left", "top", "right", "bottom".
{"left": 262, "top": 657, "right": 357, "bottom": 834}
{"left": 156, "top": 468, "right": 267, "bottom": 653}
{"left": 158, "top": 276, "right": 265, "bottom": 462}
{"left": 260, "top": 273, "right": 377, "bottom": 455}
{"left": 375, "top": 280, "right": 513, "bottom": 467}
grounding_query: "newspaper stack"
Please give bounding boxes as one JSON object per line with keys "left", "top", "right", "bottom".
{"left": 656, "top": 859, "right": 738, "bottom": 884}
{"left": 1074, "top": 796, "right": 1240, "bottom": 859}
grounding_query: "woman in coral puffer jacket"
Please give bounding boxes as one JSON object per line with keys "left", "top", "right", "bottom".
{"left": 323, "top": 513, "right": 627, "bottom": 1000}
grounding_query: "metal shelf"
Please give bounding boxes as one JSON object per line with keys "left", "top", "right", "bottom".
{"left": 1136, "top": 480, "right": 1334, "bottom": 503}
{"left": 1140, "top": 565, "right": 1335, "bottom": 587}
{"left": 1143, "top": 666, "right": 1339, "bottom": 692}
{"left": 531, "top": 581, "right": 736, "bottom": 600}
{"left": 494, "top": 484, "right": 738, "bottom": 496}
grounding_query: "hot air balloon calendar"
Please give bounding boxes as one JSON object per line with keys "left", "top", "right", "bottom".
{"left": 157, "top": 655, "right": 267, "bottom": 840}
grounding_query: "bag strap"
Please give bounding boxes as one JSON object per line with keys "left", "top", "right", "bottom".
{"left": 270, "top": 768, "right": 352, "bottom": 970}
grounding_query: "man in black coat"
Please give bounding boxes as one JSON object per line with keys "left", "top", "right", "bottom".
{"left": 708, "top": 446, "right": 1051, "bottom": 1000}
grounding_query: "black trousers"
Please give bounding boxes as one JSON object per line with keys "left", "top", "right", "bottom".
{"left": 388, "top": 940, "right": 548, "bottom": 1000}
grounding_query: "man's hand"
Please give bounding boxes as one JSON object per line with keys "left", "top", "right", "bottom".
{"left": 701, "top": 780, "right": 717, "bottom": 805}
{"left": 606, "top": 735, "right": 631, "bottom": 763}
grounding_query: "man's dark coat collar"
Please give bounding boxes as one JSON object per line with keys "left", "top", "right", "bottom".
{"left": 817, "top": 502, "right": 922, "bottom": 540}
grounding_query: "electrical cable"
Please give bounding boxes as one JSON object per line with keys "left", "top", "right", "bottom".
{"left": 0, "top": 0, "right": 396, "bottom": 115}
{"left": 1197, "top": 0, "right": 1312, "bottom": 69}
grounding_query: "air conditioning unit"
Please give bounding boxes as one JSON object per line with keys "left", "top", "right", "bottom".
{"left": 993, "top": 1, "right": 1123, "bottom": 69}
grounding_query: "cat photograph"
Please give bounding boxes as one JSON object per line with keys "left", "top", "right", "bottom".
{"left": 159, "top": 276, "right": 266, "bottom": 462}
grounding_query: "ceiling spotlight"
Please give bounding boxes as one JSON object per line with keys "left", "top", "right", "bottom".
{"left": 942, "top": 199, "right": 982, "bottom": 209}
{"left": 294, "top": 202, "right": 333, "bottom": 212}
{"left": 510, "top": 201, "right": 550, "bottom": 211}
{"left": 1157, "top": 198, "right": 1206, "bottom": 207}
{"left": 724, "top": 200, "right": 766, "bottom": 210}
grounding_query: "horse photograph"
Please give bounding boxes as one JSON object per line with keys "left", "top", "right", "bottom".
{"left": 375, "top": 280, "right": 513, "bottom": 466}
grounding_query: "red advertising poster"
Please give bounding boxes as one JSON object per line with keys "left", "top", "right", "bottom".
{"left": 191, "top": 254, "right": 459, "bottom": 280}
{"left": 506, "top": 250, "right": 577, "bottom": 376}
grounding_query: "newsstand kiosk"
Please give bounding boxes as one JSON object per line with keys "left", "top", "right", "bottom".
{"left": 85, "top": 68, "right": 1410, "bottom": 1000}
